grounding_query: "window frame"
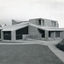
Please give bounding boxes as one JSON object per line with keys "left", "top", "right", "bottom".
{"left": 52, "top": 21, "right": 56, "bottom": 26}
{"left": 3, "top": 31, "right": 11, "bottom": 40}
{"left": 56, "top": 31, "right": 60, "bottom": 37}
{"left": 39, "top": 19, "right": 41, "bottom": 25}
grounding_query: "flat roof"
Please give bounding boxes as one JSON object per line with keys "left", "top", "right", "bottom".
{"left": 2, "top": 22, "right": 64, "bottom": 31}
{"left": 29, "top": 18, "right": 58, "bottom": 22}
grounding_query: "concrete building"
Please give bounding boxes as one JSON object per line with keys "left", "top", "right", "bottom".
{"left": 0, "top": 18, "right": 64, "bottom": 42}
{"left": 29, "top": 18, "right": 64, "bottom": 41}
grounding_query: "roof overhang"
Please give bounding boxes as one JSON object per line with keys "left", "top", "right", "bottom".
{"left": 2, "top": 22, "right": 29, "bottom": 31}
{"left": 29, "top": 23, "right": 64, "bottom": 31}
{"left": 45, "top": 28, "right": 64, "bottom": 31}
{"left": 2, "top": 23, "right": 64, "bottom": 32}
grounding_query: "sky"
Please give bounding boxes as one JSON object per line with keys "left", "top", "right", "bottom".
{"left": 0, "top": 0, "right": 64, "bottom": 28}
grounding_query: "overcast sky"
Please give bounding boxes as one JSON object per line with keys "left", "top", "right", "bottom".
{"left": 0, "top": 0, "right": 64, "bottom": 28}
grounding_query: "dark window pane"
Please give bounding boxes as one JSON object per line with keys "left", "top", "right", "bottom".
{"left": 49, "top": 31, "right": 51, "bottom": 37}
{"left": 39, "top": 19, "right": 41, "bottom": 25}
{"left": 16, "top": 26, "right": 28, "bottom": 40}
{"left": 3, "top": 31, "right": 11, "bottom": 40}
{"left": 56, "top": 32, "right": 60, "bottom": 37}
{"left": 49, "top": 31, "right": 54, "bottom": 37}
{"left": 16, "top": 34, "right": 22, "bottom": 40}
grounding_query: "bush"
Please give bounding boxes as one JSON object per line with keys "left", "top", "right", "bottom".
{"left": 56, "top": 39, "right": 64, "bottom": 51}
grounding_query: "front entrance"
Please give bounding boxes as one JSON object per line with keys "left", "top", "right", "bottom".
{"left": 42, "top": 32, "right": 45, "bottom": 38}
{"left": 38, "top": 29, "right": 45, "bottom": 38}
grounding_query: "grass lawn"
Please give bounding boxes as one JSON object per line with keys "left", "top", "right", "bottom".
{"left": 0, "top": 44, "right": 63, "bottom": 64}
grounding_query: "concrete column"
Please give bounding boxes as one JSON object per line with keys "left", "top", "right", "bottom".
{"left": 45, "top": 30, "right": 48, "bottom": 41}
{"left": 11, "top": 31, "right": 16, "bottom": 42}
{"left": 41, "top": 20, "right": 44, "bottom": 26}
{"left": 1, "top": 30, "right": 3, "bottom": 41}
{"left": 41, "top": 20, "right": 43, "bottom": 26}
{"left": 60, "top": 32, "right": 62, "bottom": 38}
{"left": 54, "top": 32, "right": 56, "bottom": 39}
{"left": 51, "top": 32, "right": 56, "bottom": 39}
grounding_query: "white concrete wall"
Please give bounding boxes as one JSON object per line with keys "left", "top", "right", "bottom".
{"left": 29, "top": 19, "right": 58, "bottom": 28}
{"left": 11, "top": 30, "right": 16, "bottom": 42}
{"left": 29, "top": 25, "right": 42, "bottom": 39}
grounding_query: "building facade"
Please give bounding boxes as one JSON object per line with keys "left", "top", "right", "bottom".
{"left": 29, "top": 18, "right": 64, "bottom": 41}
{"left": 0, "top": 18, "right": 64, "bottom": 42}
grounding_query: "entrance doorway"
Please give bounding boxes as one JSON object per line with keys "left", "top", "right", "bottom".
{"left": 38, "top": 29, "right": 45, "bottom": 38}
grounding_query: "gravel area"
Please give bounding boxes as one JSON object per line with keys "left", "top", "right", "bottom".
{"left": 0, "top": 44, "right": 63, "bottom": 64}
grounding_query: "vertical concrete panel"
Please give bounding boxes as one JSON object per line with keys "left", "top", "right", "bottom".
{"left": 60, "top": 31, "right": 64, "bottom": 39}
{"left": 11, "top": 31, "right": 16, "bottom": 42}
{"left": 29, "top": 19, "right": 58, "bottom": 28}
{"left": 41, "top": 20, "right": 43, "bottom": 26}
{"left": 1, "top": 30, "right": 3, "bottom": 41}
{"left": 60, "top": 32, "right": 62, "bottom": 38}
{"left": 29, "top": 19, "right": 39, "bottom": 25}
{"left": 56, "top": 21, "right": 59, "bottom": 27}
{"left": 54, "top": 32, "right": 56, "bottom": 39}
{"left": 51, "top": 32, "right": 56, "bottom": 39}
{"left": 44, "top": 19, "right": 52, "bottom": 27}
{"left": 41, "top": 20, "right": 45, "bottom": 26}
{"left": 44, "top": 30, "right": 48, "bottom": 41}
{"left": 44, "top": 20, "right": 48, "bottom": 27}
{"left": 29, "top": 25, "right": 41, "bottom": 39}
{"left": 62, "top": 31, "right": 64, "bottom": 39}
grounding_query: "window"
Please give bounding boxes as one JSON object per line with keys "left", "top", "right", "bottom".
{"left": 42, "top": 20, "right": 44, "bottom": 25}
{"left": 49, "top": 31, "right": 54, "bottom": 37}
{"left": 39, "top": 19, "right": 41, "bottom": 25}
{"left": 52, "top": 21, "right": 56, "bottom": 26}
{"left": 56, "top": 31, "right": 60, "bottom": 37}
{"left": 54, "top": 22, "right": 56, "bottom": 26}
{"left": 49, "top": 31, "right": 53, "bottom": 37}
{"left": 16, "top": 34, "right": 22, "bottom": 40}
{"left": 16, "top": 26, "right": 28, "bottom": 40}
{"left": 49, "top": 31, "right": 51, "bottom": 37}
{"left": 3, "top": 31, "right": 11, "bottom": 40}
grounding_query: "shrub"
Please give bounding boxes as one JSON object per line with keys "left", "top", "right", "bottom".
{"left": 56, "top": 39, "right": 64, "bottom": 51}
